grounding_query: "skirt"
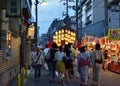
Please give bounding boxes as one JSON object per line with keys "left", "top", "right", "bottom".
{"left": 56, "top": 61, "right": 65, "bottom": 72}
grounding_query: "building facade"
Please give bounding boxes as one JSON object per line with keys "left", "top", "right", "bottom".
{"left": 77, "top": 0, "right": 120, "bottom": 40}
{"left": 0, "top": 0, "right": 32, "bottom": 86}
{"left": 78, "top": 0, "right": 106, "bottom": 39}
{"left": 108, "top": 0, "right": 120, "bottom": 29}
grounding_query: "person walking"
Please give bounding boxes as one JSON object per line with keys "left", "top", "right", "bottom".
{"left": 91, "top": 43, "right": 104, "bottom": 86}
{"left": 47, "top": 43, "right": 58, "bottom": 83}
{"left": 30, "top": 48, "right": 36, "bottom": 69}
{"left": 31, "top": 47, "right": 44, "bottom": 80}
{"left": 77, "top": 46, "right": 92, "bottom": 86}
{"left": 103, "top": 50, "right": 108, "bottom": 71}
{"left": 55, "top": 45, "right": 65, "bottom": 83}
{"left": 43, "top": 44, "right": 50, "bottom": 71}
{"left": 84, "top": 46, "right": 92, "bottom": 79}
{"left": 63, "top": 44, "right": 74, "bottom": 83}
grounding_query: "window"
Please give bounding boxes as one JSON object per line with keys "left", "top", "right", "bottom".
{"left": 86, "top": 14, "right": 92, "bottom": 25}
{"left": 10, "top": 1, "right": 17, "bottom": 13}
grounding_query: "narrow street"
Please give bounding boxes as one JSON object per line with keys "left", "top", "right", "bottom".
{"left": 25, "top": 67, "right": 120, "bottom": 86}
{"left": 1, "top": 1, "right": 120, "bottom": 86}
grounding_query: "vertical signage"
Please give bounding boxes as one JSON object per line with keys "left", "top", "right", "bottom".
{"left": 6, "top": 0, "right": 21, "bottom": 17}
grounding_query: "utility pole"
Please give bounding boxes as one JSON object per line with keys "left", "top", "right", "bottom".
{"left": 63, "top": 0, "right": 70, "bottom": 26}
{"left": 104, "top": 0, "right": 108, "bottom": 36}
{"left": 118, "top": 2, "right": 120, "bottom": 28}
{"left": 76, "top": 0, "right": 78, "bottom": 40}
{"left": 66, "top": 0, "right": 68, "bottom": 16}
{"left": 35, "top": 0, "right": 38, "bottom": 46}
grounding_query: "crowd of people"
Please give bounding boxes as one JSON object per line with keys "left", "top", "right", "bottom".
{"left": 30, "top": 42, "right": 108, "bottom": 86}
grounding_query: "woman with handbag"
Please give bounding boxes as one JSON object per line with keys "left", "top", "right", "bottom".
{"left": 32, "top": 47, "right": 44, "bottom": 80}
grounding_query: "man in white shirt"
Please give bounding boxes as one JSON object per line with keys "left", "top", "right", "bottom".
{"left": 43, "top": 45, "right": 50, "bottom": 71}
{"left": 43, "top": 45, "right": 50, "bottom": 56}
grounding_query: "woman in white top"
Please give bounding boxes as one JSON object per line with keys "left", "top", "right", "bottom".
{"left": 55, "top": 45, "right": 65, "bottom": 83}
{"left": 32, "top": 47, "right": 44, "bottom": 80}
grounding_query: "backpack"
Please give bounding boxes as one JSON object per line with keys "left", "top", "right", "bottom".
{"left": 93, "top": 51, "right": 103, "bottom": 64}
{"left": 50, "top": 49, "right": 57, "bottom": 61}
{"left": 79, "top": 54, "right": 89, "bottom": 66}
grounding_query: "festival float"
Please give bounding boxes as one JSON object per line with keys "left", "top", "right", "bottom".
{"left": 53, "top": 26, "right": 76, "bottom": 46}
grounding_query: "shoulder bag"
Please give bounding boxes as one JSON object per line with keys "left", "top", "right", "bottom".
{"left": 31, "top": 53, "right": 41, "bottom": 68}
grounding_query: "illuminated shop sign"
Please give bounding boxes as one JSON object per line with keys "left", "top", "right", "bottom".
{"left": 108, "top": 29, "right": 120, "bottom": 40}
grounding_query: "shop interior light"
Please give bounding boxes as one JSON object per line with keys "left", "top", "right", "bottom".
{"left": 92, "top": 41, "right": 96, "bottom": 45}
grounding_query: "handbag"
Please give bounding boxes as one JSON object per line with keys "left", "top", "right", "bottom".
{"left": 31, "top": 53, "right": 41, "bottom": 68}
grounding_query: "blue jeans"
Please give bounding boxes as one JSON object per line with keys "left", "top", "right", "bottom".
{"left": 48, "top": 61, "right": 56, "bottom": 80}
{"left": 34, "top": 65, "right": 41, "bottom": 79}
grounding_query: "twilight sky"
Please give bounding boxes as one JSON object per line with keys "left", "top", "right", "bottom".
{"left": 32, "top": 0, "right": 75, "bottom": 36}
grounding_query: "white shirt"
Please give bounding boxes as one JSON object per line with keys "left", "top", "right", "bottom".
{"left": 33, "top": 52, "right": 44, "bottom": 65}
{"left": 55, "top": 51, "right": 65, "bottom": 61}
{"left": 43, "top": 48, "right": 50, "bottom": 55}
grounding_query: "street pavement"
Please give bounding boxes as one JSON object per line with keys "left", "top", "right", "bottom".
{"left": 25, "top": 67, "right": 120, "bottom": 86}
{"left": 8, "top": 66, "right": 120, "bottom": 86}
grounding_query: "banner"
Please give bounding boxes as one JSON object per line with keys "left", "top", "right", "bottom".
{"left": 108, "top": 29, "right": 120, "bottom": 40}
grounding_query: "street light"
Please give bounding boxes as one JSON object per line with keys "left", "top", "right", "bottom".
{"left": 35, "top": 0, "right": 47, "bottom": 46}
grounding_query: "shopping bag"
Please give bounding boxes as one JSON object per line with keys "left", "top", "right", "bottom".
{"left": 43, "top": 63, "right": 48, "bottom": 71}
{"left": 74, "top": 67, "right": 80, "bottom": 78}
{"left": 55, "top": 71, "right": 58, "bottom": 77}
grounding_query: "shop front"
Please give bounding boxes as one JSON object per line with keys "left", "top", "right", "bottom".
{"left": 81, "top": 36, "right": 100, "bottom": 51}
{"left": 107, "top": 29, "right": 120, "bottom": 73}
